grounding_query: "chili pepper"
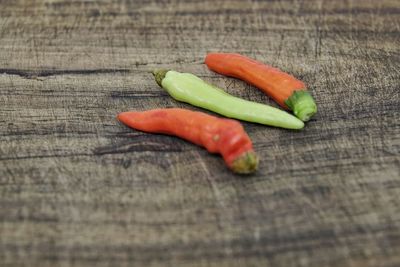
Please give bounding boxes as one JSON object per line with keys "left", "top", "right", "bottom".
{"left": 152, "top": 69, "right": 304, "bottom": 130}
{"left": 117, "top": 108, "right": 259, "bottom": 174}
{"left": 205, "top": 53, "right": 317, "bottom": 122}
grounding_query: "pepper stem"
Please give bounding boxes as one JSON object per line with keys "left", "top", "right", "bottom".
{"left": 285, "top": 90, "right": 317, "bottom": 122}
{"left": 152, "top": 69, "right": 170, "bottom": 87}
{"left": 230, "top": 151, "right": 259, "bottom": 174}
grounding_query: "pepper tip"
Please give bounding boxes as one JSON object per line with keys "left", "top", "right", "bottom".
{"left": 117, "top": 111, "right": 135, "bottom": 126}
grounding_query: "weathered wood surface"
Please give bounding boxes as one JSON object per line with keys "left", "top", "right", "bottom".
{"left": 1, "top": 0, "right": 399, "bottom": 266}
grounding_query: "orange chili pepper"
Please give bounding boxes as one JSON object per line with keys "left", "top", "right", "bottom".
{"left": 205, "top": 53, "right": 317, "bottom": 121}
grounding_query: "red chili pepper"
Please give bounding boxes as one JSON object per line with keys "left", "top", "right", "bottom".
{"left": 205, "top": 53, "right": 317, "bottom": 122}
{"left": 117, "top": 108, "right": 259, "bottom": 174}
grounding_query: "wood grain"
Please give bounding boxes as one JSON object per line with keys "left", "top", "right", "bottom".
{"left": 1, "top": 0, "right": 399, "bottom": 266}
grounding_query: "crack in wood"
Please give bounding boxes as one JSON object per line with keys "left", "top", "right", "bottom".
{"left": 0, "top": 68, "right": 131, "bottom": 79}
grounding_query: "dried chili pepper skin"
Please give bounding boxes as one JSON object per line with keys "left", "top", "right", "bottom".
{"left": 153, "top": 70, "right": 304, "bottom": 130}
{"left": 117, "top": 108, "right": 259, "bottom": 174}
{"left": 205, "top": 53, "right": 317, "bottom": 122}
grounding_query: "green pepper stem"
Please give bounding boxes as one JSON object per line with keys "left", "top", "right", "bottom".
{"left": 152, "top": 69, "right": 170, "bottom": 87}
{"left": 230, "top": 151, "right": 259, "bottom": 174}
{"left": 284, "top": 90, "right": 317, "bottom": 122}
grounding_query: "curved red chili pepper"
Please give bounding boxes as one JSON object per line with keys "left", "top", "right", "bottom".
{"left": 117, "top": 108, "right": 258, "bottom": 174}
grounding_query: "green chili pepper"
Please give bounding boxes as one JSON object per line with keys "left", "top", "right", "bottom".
{"left": 153, "top": 69, "right": 304, "bottom": 130}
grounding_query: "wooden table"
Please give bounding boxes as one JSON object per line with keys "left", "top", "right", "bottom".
{"left": 1, "top": 1, "right": 399, "bottom": 266}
